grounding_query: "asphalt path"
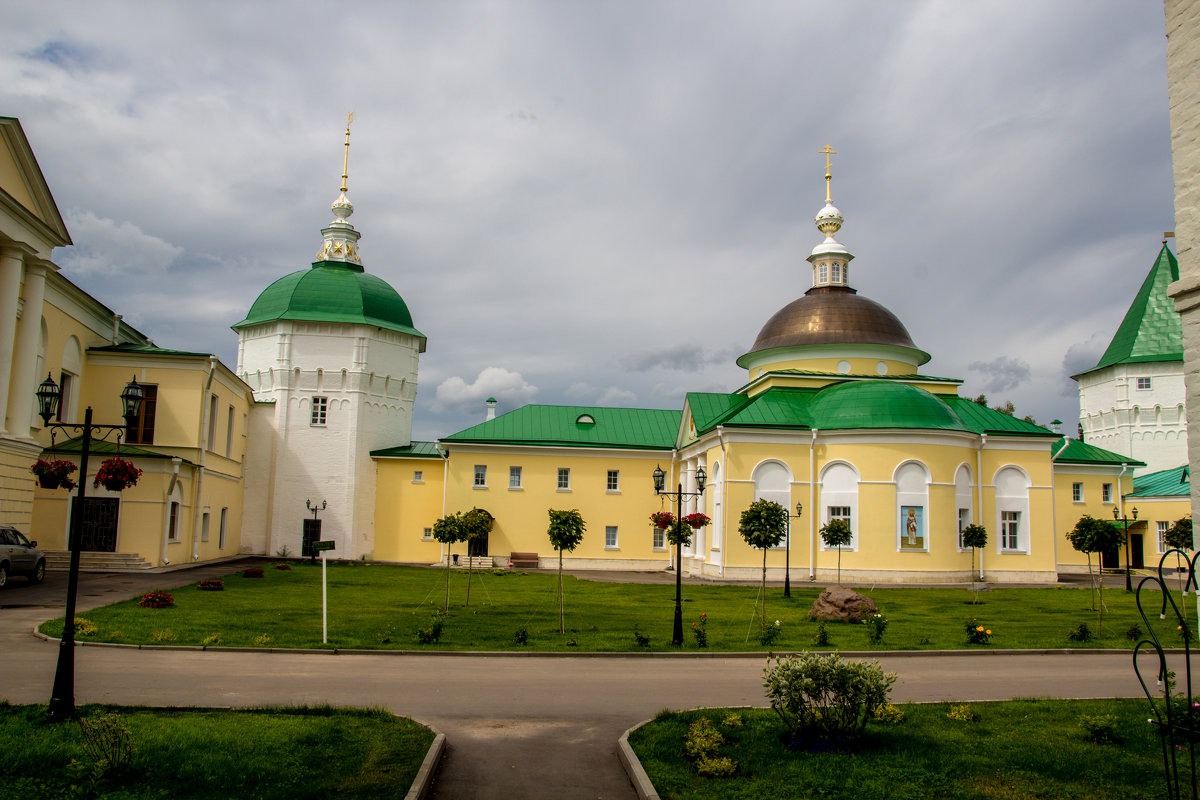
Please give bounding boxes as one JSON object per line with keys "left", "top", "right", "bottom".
{"left": 0, "top": 563, "right": 1186, "bottom": 799}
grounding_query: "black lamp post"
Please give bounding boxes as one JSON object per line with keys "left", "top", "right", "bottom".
{"left": 37, "top": 373, "right": 143, "bottom": 722}
{"left": 653, "top": 463, "right": 706, "bottom": 646}
{"left": 1113, "top": 504, "right": 1139, "bottom": 593}
{"left": 785, "top": 502, "right": 802, "bottom": 598}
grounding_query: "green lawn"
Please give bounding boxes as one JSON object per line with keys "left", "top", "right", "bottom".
{"left": 629, "top": 700, "right": 1173, "bottom": 799}
{"left": 38, "top": 562, "right": 1193, "bottom": 652}
{"left": 0, "top": 703, "right": 434, "bottom": 800}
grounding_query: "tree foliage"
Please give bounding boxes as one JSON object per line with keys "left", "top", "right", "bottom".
{"left": 960, "top": 524, "right": 988, "bottom": 604}
{"left": 1068, "top": 514, "right": 1124, "bottom": 634}
{"left": 432, "top": 512, "right": 466, "bottom": 611}
{"left": 1165, "top": 517, "right": 1194, "bottom": 552}
{"left": 819, "top": 518, "right": 853, "bottom": 585}
{"left": 547, "top": 509, "right": 586, "bottom": 634}
{"left": 459, "top": 508, "right": 494, "bottom": 608}
{"left": 739, "top": 499, "right": 788, "bottom": 630}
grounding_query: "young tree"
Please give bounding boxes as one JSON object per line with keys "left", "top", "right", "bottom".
{"left": 547, "top": 509, "right": 586, "bottom": 634}
{"left": 819, "top": 519, "right": 853, "bottom": 585}
{"left": 739, "top": 499, "right": 788, "bottom": 631}
{"left": 460, "top": 507, "right": 494, "bottom": 608}
{"left": 1164, "top": 516, "right": 1194, "bottom": 595}
{"left": 960, "top": 524, "right": 988, "bottom": 604}
{"left": 431, "top": 512, "right": 465, "bottom": 612}
{"left": 1067, "top": 514, "right": 1124, "bottom": 637}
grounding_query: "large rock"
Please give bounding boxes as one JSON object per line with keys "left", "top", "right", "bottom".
{"left": 807, "top": 586, "right": 878, "bottom": 622}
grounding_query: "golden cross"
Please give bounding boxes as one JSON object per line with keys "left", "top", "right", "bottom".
{"left": 340, "top": 112, "right": 355, "bottom": 193}
{"left": 819, "top": 143, "right": 837, "bottom": 203}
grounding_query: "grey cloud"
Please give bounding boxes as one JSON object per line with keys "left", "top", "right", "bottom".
{"left": 967, "top": 357, "right": 1032, "bottom": 394}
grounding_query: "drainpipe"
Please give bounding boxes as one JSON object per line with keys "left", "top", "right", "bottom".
{"left": 191, "top": 356, "right": 217, "bottom": 561}
{"left": 1117, "top": 463, "right": 1129, "bottom": 519}
{"left": 809, "top": 428, "right": 817, "bottom": 580}
{"left": 162, "top": 457, "right": 181, "bottom": 565}
{"left": 977, "top": 434, "right": 986, "bottom": 580}
{"left": 716, "top": 426, "right": 727, "bottom": 579}
{"left": 1050, "top": 438, "right": 1071, "bottom": 572}
{"left": 437, "top": 443, "right": 449, "bottom": 563}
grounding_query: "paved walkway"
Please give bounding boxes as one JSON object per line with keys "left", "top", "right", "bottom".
{"left": 0, "top": 562, "right": 1185, "bottom": 799}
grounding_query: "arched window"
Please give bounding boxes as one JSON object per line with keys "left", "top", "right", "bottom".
{"left": 710, "top": 462, "right": 723, "bottom": 551}
{"left": 57, "top": 336, "right": 83, "bottom": 422}
{"left": 820, "top": 462, "right": 859, "bottom": 550}
{"left": 894, "top": 461, "right": 930, "bottom": 551}
{"left": 753, "top": 460, "right": 792, "bottom": 549}
{"left": 831, "top": 262, "right": 841, "bottom": 283}
{"left": 955, "top": 465, "right": 974, "bottom": 550}
{"left": 994, "top": 466, "right": 1031, "bottom": 553}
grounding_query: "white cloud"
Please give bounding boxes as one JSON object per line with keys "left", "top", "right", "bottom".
{"left": 58, "top": 210, "right": 182, "bottom": 277}
{"left": 596, "top": 387, "right": 637, "bottom": 406}
{"left": 434, "top": 367, "right": 538, "bottom": 415}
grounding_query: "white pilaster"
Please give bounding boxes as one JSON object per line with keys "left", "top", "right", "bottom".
{"left": 0, "top": 245, "right": 33, "bottom": 434}
{"left": 7, "top": 259, "right": 49, "bottom": 438}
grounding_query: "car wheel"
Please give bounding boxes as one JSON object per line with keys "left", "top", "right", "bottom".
{"left": 0, "top": 563, "right": 8, "bottom": 589}
{"left": 31, "top": 560, "right": 45, "bottom": 584}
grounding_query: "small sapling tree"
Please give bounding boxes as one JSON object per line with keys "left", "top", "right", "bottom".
{"left": 960, "top": 524, "right": 988, "bottom": 604}
{"left": 432, "top": 512, "right": 466, "bottom": 612}
{"left": 820, "top": 518, "right": 853, "bottom": 585}
{"left": 1164, "top": 516, "right": 1194, "bottom": 596}
{"left": 1067, "top": 514, "right": 1124, "bottom": 637}
{"left": 739, "top": 499, "right": 788, "bottom": 632}
{"left": 547, "top": 509, "right": 586, "bottom": 634}
{"left": 460, "top": 507, "right": 495, "bottom": 608}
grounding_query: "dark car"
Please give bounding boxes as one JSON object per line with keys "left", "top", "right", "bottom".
{"left": 0, "top": 526, "right": 46, "bottom": 588}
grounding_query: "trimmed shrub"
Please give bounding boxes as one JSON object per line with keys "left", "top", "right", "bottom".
{"left": 763, "top": 652, "right": 896, "bottom": 744}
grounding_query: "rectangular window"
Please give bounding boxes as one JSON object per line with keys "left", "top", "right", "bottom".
{"left": 412, "top": 470, "right": 423, "bottom": 483}
{"left": 1072, "top": 483, "right": 1083, "bottom": 502}
{"left": 605, "top": 525, "right": 618, "bottom": 549}
{"left": 422, "top": 527, "right": 434, "bottom": 541}
{"left": 167, "top": 502, "right": 181, "bottom": 542}
{"left": 474, "top": 465, "right": 487, "bottom": 487}
{"left": 1157, "top": 521, "right": 1170, "bottom": 553}
{"left": 1102, "top": 483, "right": 1113, "bottom": 503}
{"left": 818, "top": 263, "right": 828, "bottom": 283}
{"left": 126, "top": 385, "right": 158, "bottom": 444}
{"left": 653, "top": 528, "right": 665, "bottom": 550}
{"left": 200, "top": 511, "right": 210, "bottom": 543}
{"left": 957, "top": 508, "right": 971, "bottom": 549}
{"left": 311, "top": 396, "right": 328, "bottom": 426}
{"left": 1001, "top": 511, "right": 1021, "bottom": 551}
{"left": 557, "top": 468, "right": 571, "bottom": 490}
{"left": 1137, "top": 377, "right": 1152, "bottom": 390}
{"left": 824, "top": 506, "right": 852, "bottom": 549}
{"left": 510, "top": 466, "right": 523, "bottom": 489}
{"left": 218, "top": 508, "right": 228, "bottom": 549}
{"left": 225, "top": 404, "right": 235, "bottom": 457}
{"left": 607, "top": 470, "right": 620, "bottom": 492}
{"left": 57, "top": 372, "right": 74, "bottom": 422}
{"left": 207, "top": 394, "right": 218, "bottom": 449}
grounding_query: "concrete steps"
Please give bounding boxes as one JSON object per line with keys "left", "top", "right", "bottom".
{"left": 43, "top": 551, "right": 153, "bottom": 572}
{"left": 439, "top": 555, "right": 494, "bottom": 569}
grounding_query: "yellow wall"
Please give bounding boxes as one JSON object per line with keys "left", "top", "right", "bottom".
{"left": 373, "top": 457, "right": 447, "bottom": 563}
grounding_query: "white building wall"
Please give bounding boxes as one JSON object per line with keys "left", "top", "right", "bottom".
{"left": 1078, "top": 361, "right": 1188, "bottom": 474}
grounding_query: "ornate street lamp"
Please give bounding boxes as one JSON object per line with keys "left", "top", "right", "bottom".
{"left": 653, "top": 463, "right": 706, "bottom": 646}
{"left": 786, "top": 502, "right": 803, "bottom": 598}
{"left": 1113, "top": 505, "right": 1139, "bottom": 593}
{"left": 38, "top": 373, "right": 143, "bottom": 722}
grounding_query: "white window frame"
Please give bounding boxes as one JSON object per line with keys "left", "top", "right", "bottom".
{"left": 510, "top": 466, "right": 523, "bottom": 489}
{"left": 1072, "top": 482, "right": 1083, "bottom": 503}
{"left": 605, "top": 525, "right": 619, "bottom": 549}
{"left": 557, "top": 467, "right": 571, "bottom": 491}
{"left": 652, "top": 527, "right": 666, "bottom": 551}
{"left": 1137, "top": 377, "right": 1152, "bottom": 390}
{"left": 818, "top": 262, "right": 828, "bottom": 283}
{"left": 422, "top": 527, "right": 434, "bottom": 541}
{"left": 831, "top": 261, "right": 841, "bottom": 283}
{"left": 167, "top": 501, "right": 181, "bottom": 543}
{"left": 412, "top": 470, "right": 423, "bottom": 484}
{"left": 606, "top": 469, "right": 620, "bottom": 492}
{"left": 1001, "top": 511, "right": 1021, "bottom": 551}
{"left": 311, "top": 396, "right": 328, "bottom": 426}
{"left": 957, "top": 508, "right": 971, "bottom": 550}
{"left": 207, "top": 393, "right": 219, "bottom": 449}
{"left": 200, "top": 510, "right": 210, "bottom": 543}
{"left": 474, "top": 465, "right": 487, "bottom": 488}
{"left": 820, "top": 461, "right": 859, "bottom": 551}
{"left": 218, "top": 507, "right": 228, "bottom": 549}
{"left": 1158, "top": 520, "right": 1170, "bottom": 554}
{"left": 1102, "top": 483, "right": 1113, "bottom": 503}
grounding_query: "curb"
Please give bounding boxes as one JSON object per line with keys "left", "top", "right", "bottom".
{"left": 618, "top": 719, "right": 659, "bottom": 800}
{"left": 406, "top": 719, "right": 445, "bottom": 800}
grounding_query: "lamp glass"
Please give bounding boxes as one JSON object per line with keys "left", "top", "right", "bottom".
{"left": 652, "top": 465, "right": 665, "bottom": 493}
{"left": 120, "top": 376, "right": 144, "bottom": 422}
{"left": 695, "top": 465, "right": 707, "bottom": 493}
{"left": 36, "top": 373, "right": 60, "bottom": 424}
{"left": 796, "top": 502, "right": 803, "bottom": 516}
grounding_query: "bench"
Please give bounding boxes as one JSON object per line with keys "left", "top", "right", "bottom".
{"left": 509, "top": 552, "right": 539, "bottom": 569}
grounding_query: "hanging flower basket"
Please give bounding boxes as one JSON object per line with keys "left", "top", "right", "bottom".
{"left": 93, "top": 457, "right": 142, "bottom": 491}
{"left": 30, "top": 459, "right": 77, "bottom": 490}
{"left": 683, "top": 513, "right": 711, "bottom": 530}
{"left": 650, "top": 511, "right": 675, "bottom": 529}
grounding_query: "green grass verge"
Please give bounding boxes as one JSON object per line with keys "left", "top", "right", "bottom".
{"left": 39, "top": 562, "right": 1193, "bottom": 652}
{"left": 630, "top": 699, "right": 1171, "bottom": 799}
{"left": 0, "top": 703, "right": 434, "bottom": 800}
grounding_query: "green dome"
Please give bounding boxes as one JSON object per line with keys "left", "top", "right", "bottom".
{"left": 233, "top": 261, "right": 426, "bottom": 348}
{"left": 808, "top": 380, "right": 968, "bottom": 432}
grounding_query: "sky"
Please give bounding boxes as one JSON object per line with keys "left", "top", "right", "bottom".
{"left": 2, "top": 2, "right": 1176, "bottom": 441}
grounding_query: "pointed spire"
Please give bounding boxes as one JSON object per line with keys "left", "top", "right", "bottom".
{"left": 316, "top": 113, "right": 363, "bottom": 267}
{"left": 808, "top": 144, "right": 853, "bottom": 287}
{"left": 1089, "top": 242, "right": 1182, "bottom": 371}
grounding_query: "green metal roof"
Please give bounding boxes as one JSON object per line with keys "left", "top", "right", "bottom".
{"left": 1083, "top": 244, "right": 1182, "bottom": 375}
{"left": 1050, "top": 437, "right": 1146, "bottom": 467}
{"left": 686, "top": 393, "right": 754, "bottom": 432}
{"left": 43, "top": 438, "right": 183, "bottom": 461}
{"left": 940, "top": 397, "right": 1059, "bottom": 437}
{"left": 1128, "top": 465, "right": 1190, "bottom": 497}
{"left": 88, "top": 343, "right": 213, "bottom": 358}
{"left": 233, "top": 261, "right": 426, "bottom": 348}
{"left": 442, "top": 405, "right": 680, "bottom": 450}
{"left": 808, "top": 381, "right": 969, "bottom": 432}
{"left": 370, "top": 440, "right": 444, "bottom": 459}
{"left": 752, "top": 369, "right": 963, "bottom": 383}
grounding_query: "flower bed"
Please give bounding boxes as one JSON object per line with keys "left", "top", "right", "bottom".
{"left": 138, "top": 591, "right": 174, "bottom": 608}
{"left": 274, "top": 563, "right": 291, "bottom": 571}
{"left": 197, "top": 580, "right": 224, "bottom": 591}
{"left": 243, "top": 568, "right": 264, "bottom": 578}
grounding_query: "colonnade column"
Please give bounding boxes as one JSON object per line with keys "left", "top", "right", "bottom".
{"left": 0, "top": 245, "right": 33, "bottom": 434}
{"left": 7, "top": 259, "right": 49, "bottom": 437}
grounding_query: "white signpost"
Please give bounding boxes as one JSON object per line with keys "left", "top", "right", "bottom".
{"left": 311, "top": 540, "right": 335, "bottom": 643}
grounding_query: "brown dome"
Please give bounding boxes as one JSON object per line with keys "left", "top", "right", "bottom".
{"left": 742, "top": 286, "right": 926, "bottom": 359}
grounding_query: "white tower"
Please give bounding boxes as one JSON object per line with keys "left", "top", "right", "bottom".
{"left": 234, "top": 118, "right": 426, "bottom": 559}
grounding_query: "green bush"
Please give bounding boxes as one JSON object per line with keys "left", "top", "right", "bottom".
{"left": 684, "top": 717, "right": 738, "bottom": 777}
{"left": 964, "top": 618, "right": 992, "bottom": 645}
{"left": 759, "top": 619, "right": 781, "bottom": 647}
{"left": 633, "top": 625, "right": 650, "bottom": 647}
{"left": 1080, "top": 713, "right": 1121, "bottom": 744}
{"left": 512, "top": 625, "right": 528, "bottom": 645}
{"left": 811, "top": 622, "right": 831, "bottom": 647}
{"left": 863, "top": 612, "right": 888, "bottom": 644}
{"left": 415, "top": 611, "right": 445, "bottom": 644}
{"left": 1067, "top": 622, "right": 1094, "bottom": 642}
{"left": 762, "top": 652, "right": 896, "bottom": 743}
{"left": 946, "top": 704, "right": 979, "bottom": 722}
